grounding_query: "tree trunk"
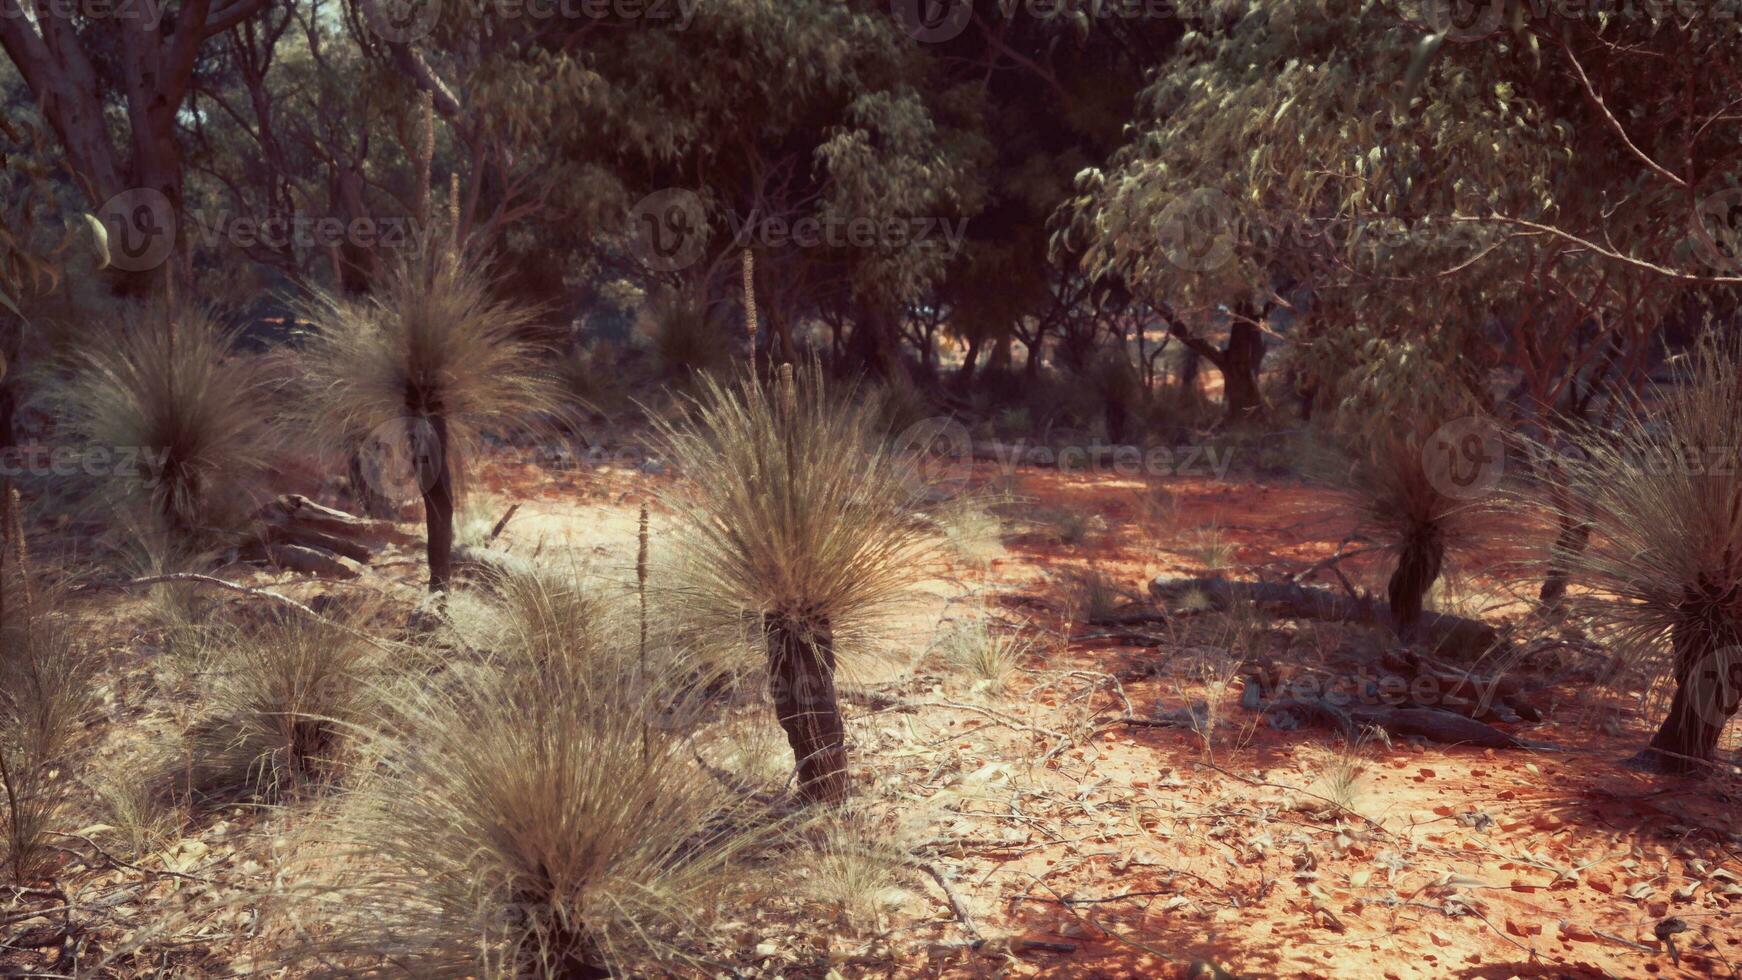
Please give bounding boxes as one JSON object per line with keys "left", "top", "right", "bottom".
{"left": 1639, "top": 604, "right": 1741, "bottom": 775}
{"left": 955, "top": 332, "right": 982, "bottom": 390}
{"left": 413, "top": 413, "right": 456, "bottom": 592}
{"left": 1387, "top": 529, "right": 1446, "bottom": 639}
{"left": 845, "top": 301, "right": 905, "bottom": 381}
{"left": 1537, "top": 516, "right": 1590, "bottom": 610}
{"left": 764, "top": 614, "right": 848, "bottom": 805}
{"left": 1221, "top": 319, "right": 1267, "bottom": 421}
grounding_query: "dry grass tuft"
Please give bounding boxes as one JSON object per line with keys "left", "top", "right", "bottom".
{"left": 939, "top": 615, "right": 1038, "bottom": 696}
{"left": 2, "top": 569, "right": 95, "bottom": 882}
{"left": 296, "top": 246, "right": 563, "bottom": 588}
{"left": 184, "top": 606, "right": 384, "bottom": 801}
{"left": 652, "top": 362, "right": 944, "bottom": 802}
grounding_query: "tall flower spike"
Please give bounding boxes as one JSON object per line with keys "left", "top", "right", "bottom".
{"left": 741, "top": 248, "right": 757, "bottom": 373}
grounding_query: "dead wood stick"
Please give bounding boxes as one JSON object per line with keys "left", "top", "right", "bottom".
{"left": 117, "top": 574, "right": 407, "bottom": 654}
{"left": 486, "top": 502, "right": 521, "bottom": 544}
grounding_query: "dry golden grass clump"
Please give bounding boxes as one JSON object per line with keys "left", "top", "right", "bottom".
{"left": 180, "top": 605, "right": 385, "bottom": 801}
{"left": 53, "top": 304, "right": 270, "bottom": 539}
{"left": 1519, "top": 344, "right": 1742, "bottom": 773}
{"left": 939, "top": 614, "right": 1038, "bottom": 697}
{"left": 652, "top": 362, "right": 943, "bottom": 805}
{"left": 277, "top": 573, "right": 784, "bottom": 979}
{"left": 296, "top": 247, "right": 562, "bottom": 591}
{"left": 1, "top": 535, "right": 95, "bottom": 882}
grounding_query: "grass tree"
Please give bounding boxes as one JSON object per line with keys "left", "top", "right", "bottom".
{"left": 1527, "top": 345, "right": 1742, "bottom": 774}
{"left": 654, "top": 363, "right": 940, "bottom": 805}
{"left": 58, "top": 305, "right": 268, "bottom": 539}
{"left": 294, "top": 570, "right": 776, "bottom": 979}
{"left": 298, "top": 247, "right": 559, "bottom": 591}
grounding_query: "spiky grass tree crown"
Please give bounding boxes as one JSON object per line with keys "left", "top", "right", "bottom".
{"left": 297, "top": 247, "right": 561, "bottom": 473}
{"left": 1523, "top": 344, "right": 1742, "bottom": 771}
{"left": 651, "top": 362, "right": 940, "bottom": 641}
{"left": 58, "top": 305, "right": 268, "bottom": 536}
{"left": 653, "top": 362, "right": 943, "bottom": 803}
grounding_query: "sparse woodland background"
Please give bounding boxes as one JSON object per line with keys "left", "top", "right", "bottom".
{"left": 3, "top": 1, "right": 1742, "bottom": 977}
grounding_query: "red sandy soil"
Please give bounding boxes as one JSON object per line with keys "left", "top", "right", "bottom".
{"left": 470, "top": 451, "right": 1742, "bottom": 979}
{"left": 9, "top": 447, "right": 1740, "bottom": 979}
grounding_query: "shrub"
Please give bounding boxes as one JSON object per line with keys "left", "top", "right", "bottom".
{"left": 1522, "top": 344, "right": 1742, "bottom": 773}
{"left": 652, "top": 363, "right": 942, "bottom": 804}
{"left": 185, "top": 607, "right": 383, "bottom": 800}
{"left": 297, "top": 247, "right": 561, "bottom": 591}
{"left": 642, "top": 289, "right": 732, "bottom": 381}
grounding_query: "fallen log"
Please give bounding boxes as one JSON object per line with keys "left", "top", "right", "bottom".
{"left": 263, "top": 544, "right": 362, "bottom": 580}
{"left": 260, "top": 493, "right": 414, "bottom": 547}
{"left": 1148, "top": 576, "right": 1498, "bottom": 658}
{"left": 1261, "top": 698, "right": 1554, "bottom": 750}
{"left": 260, "top": 522, "right": 375, "bottom": 564}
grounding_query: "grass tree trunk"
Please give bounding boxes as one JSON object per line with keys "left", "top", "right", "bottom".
{"left": 1537, "top": 516, "right": 1590, "bottom": 610}
{"left": 765, "top": 614, "right": 848, "bottom": 805}
{"left": 413, "top": 413, "right": 456, "bottom": 592}
{"left": 1387, "top": 528, "right": 1445, "bottom": 639}
{"left": 1640, "top": 604, "right": 1741, "bottom": 775}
